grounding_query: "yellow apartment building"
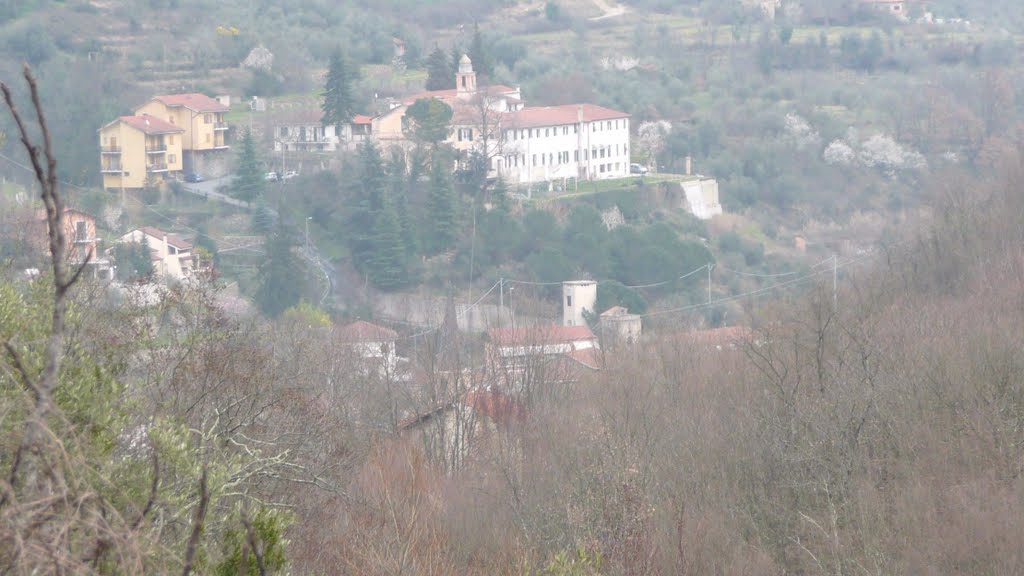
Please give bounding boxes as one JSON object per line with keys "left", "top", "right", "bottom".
{"left": 99, "top": 115, "right": 184, "bottom": 190}
{"left": 133, "top": 93, "right": 230, "bottom": 173}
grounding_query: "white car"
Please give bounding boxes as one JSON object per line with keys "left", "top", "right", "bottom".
{"left": 630, "top": 163, "right": 648, "bottom": 175}
{"left": 264, "top": 172, "right": 279, "bottom": 181}
{"left": 282, "top": 170, "right": 299, "bottom": 180}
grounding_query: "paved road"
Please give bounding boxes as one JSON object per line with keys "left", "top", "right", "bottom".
{"left": 181, "top": 175, "right": 253, "bottom": 209}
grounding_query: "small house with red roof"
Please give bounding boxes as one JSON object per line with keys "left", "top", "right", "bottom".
{"left": 117, "top": 226, "right": 195, "bottom": 280}
{"left": 486, "top": 324, "right": 602, "bottom": 376}
{"left": 272, "top": 110, "right": 375, "bottom": 153}
{"left": 336, "top": 320, "right": 401, "bottom": 377}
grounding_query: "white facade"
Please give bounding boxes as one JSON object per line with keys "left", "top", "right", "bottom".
{"left": 496, "top": 107, "right": 631, "bottom": 185}
{"left": 118, "top": 227, "right": 194, "bottom": 280}
{"left": 274, "top": 122, "right": 338, "bottom": 152}
{"left": 563, "top": 281, "right": 597, "bottom": 327}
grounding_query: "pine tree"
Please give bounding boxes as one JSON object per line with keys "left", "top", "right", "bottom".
{"left": 427, "top": 157, "right": 458, "bottom": 254}
{"left": 322, "top": 50, "right": 356, "bottom": 131}
{"left": 468, "top": 23, "right": 492, "bottom": 79}
{"left": 424, "top": 45, "right": 452, "bottom": 91}
{"left": 136, "top": 236, "right": 155, "bottom": 278}
{"left": 347, "top": 140, "right": 386, "bottom": 272}
{"left": 367, "top": 195, "right": 408, "bottom": 291}
{"left": 386, "top": 151, "right": 418, "bottom": 257}
{"left": 256, "top": 222, "right": 306, "bottom": 317}
{"left": 233, "top": 128, "right": 265, "bottom": 203}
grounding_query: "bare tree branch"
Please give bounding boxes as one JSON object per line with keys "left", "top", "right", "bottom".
{"left": 181, "top": 468, "right": 209, "bottom": 576}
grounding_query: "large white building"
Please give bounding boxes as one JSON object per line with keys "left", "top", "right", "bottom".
{"left": 368, "top": 55, "right": 631, "bottom": 184}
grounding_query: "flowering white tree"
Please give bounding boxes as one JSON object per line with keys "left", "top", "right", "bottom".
{"left": 636, "top": 120, "right": 672, "bottom": 168}
{"left": 784, "top": 113, "right": 820, "bottom": 150}
{"left": 823, "top": 140, "right": 856, "bottom": 166}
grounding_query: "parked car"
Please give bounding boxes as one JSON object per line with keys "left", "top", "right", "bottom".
{"left": 264, "top": 171, "right": 279, "bottom": 181}
{"left": 281, "top": 170, "right": 299, "bottom": 180}
{"left": 629, "top": 163, "right": 648, "bottom": 175}
{"left": 184, "top": 172, "right": 203, "bottom": 183}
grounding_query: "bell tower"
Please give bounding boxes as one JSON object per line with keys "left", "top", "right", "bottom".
{"left": 456, "top": 54, "right": 476, "bottom": 97}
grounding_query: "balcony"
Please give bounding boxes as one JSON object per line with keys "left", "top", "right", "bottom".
{"left": 147, "top": 163, "right": 169, "bottom": 173}
{"left": 214, "top": 122, "right": 229, "bottom": 131}
{"left": 100, "top": 146, "right": 121, "bottom": 154}
{"left": 101, "top": 164, "right": 123, "bottom": 173}
{"left": 146, "top": 147, "right": 167, "bottom": 154}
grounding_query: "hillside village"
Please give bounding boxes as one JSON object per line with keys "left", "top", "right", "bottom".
{"left": 2, "top": 0, "right": 1024, "bottom": 572}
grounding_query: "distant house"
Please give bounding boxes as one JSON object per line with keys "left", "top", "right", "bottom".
{"left": 23, "top": 208, "right": 113, "bottom": 278}
{"left": 859, "top": 0, "right": 928, "bottom": 19}
{"left": 486, "top": 324, "right": 602, "bottom": 374}
{"left": 600, "top": 306, "right": 642, "bottom": 346}
{"left": 336, "top": 320, "right": 400, "bottom": 376}
{"left": 118, "top": 226, "right": 195, "bottom": 280}
{"left": 273, "top": 111, "right": 375, "bottom": 153}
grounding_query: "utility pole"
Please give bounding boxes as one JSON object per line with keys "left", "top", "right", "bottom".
{"left": 499, "top": 277, "right": 504, "bottom": 326}
{"left": 305, "top": 216, "right": 312, "bottom": 254}
{"left": 707, "top": 263, "right": 713, "bottom": 304}
{"left": 832, "top": 253, "right": 838, "bottom": 308}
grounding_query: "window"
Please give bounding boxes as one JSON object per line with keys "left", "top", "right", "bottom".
{"left": 600, "top": 164, "right": 605, "bottom": 173}
{"left": 563, "top": 126, "right": 568, "bottom": 135}
{"left": 549, "top": 153, "right": 553, "bottom": 165}
{"left": 75, "top": 221, "right": 87, "bottom": 242}
{"left": 461, "top": 76, "right": 467, "bottom": 88}
{"left": 458, "top": 128, "right": 474, "bottom": 141}
{"left": 574, "top": 150, "right": 579, "bottom": 162}
{"left": 545, "top": 128, "right": 550, "bottom": 137}
{"left": 607, "top": 121, "right": 612, "bottom": 129}
{"left": 542, "top": 154, "right": 545, "bottom": 165}
{"left": 280, "top": 127, "right": 288, "bottom": 137}
{"left": 566, "top": 295, "right": 572, "bottom": 307}
{"left": 573, "top": 125, "right": 578, "bottom": 134}
{"left": 204, "top": 114, "right": 212, "bottom": 124}
{"left": 532, "top": 154, "right": 537, "bottom": 166}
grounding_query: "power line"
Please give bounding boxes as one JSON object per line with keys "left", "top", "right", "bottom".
{"left": 637, "top": 251, "right": 878, "bottom": 319}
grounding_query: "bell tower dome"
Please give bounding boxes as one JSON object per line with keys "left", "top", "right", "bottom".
{"left": 456, "top": 54, "right": 477, "bottom": 96}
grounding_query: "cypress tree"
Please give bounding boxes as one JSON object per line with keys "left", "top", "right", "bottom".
{"left": 427, "top": 157, "right": 458, "bottom": 254}
{"left": 468, "top": 23, "right": 492, "bottom": 79}
{"left": 424, "top": 45, "right": 452, "bottom": 91}
{"left": 256, "top": 222, "right": 306, "bottom": 317}
{"left": 233, "top": 128, "right": 265, "bottom": 203}
{"left": 348, "top": 140, "right": 386, "bottom": 272}
{"left": 491, "top": 176, "right": 511, "bottom": 214}
{"left": 386, "top": 151, "right": 418, "bottom": 257}
{"left": 322, "top": 50, "right": 356, "bottom": 130}
{"left": 367, "top": 195, "right": 408, "bottom": 291}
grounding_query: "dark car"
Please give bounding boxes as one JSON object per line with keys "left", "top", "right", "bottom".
{"left": 184, "top": 172, "right": 204, "bottom": 183}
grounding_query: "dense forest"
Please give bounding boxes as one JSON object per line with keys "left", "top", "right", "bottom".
{"left": 2, "top": 0, "right": 1024, "bottom": 572}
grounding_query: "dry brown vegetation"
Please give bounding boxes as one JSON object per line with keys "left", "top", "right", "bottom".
{"left": 5, "top": 61, "right": 1024, "bottom": 573}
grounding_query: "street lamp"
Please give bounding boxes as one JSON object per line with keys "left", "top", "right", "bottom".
{"left": 305, "top": 216, "right": 313, "bottom": 253}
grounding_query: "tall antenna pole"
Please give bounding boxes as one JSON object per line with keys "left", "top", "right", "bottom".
{"left": 707, "top": 263, "right": 712, "bottom": 304}
{"left": 499, "top": 277, "right": 504, "bottom": 327}
{"left": 832, "top": 253, "right": 838, "bottom": 308}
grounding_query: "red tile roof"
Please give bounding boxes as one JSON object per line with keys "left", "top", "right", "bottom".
{"left": 401, "top": 85, "right": 518, "bottom": 106}
{"left": 487, "top": 324, "right": 597, "bottom": 347}
{"left": 151, "top": 93, "right": 229, "bottom": 113}
{"left": 137, "top": 226, "right": 193, "bottom": 251}
{"left": 118, "top": 115, "right": 184, "bottom": 135}
{"left": 352, "top": 114, "right": 374, "bottom": 125}
{"left": 464, "top": 389, "right": 526, "bottom": 426}
{"left": 504, "top": 103, "right": 629, "bottom": 129}
{"left": 336, "top": 320, "right": 399, "bottom": 342}
{"left": 564, "top": 347, "right": 602, "bottom": 370}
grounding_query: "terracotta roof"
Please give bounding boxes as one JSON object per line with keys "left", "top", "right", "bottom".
{"left": 136, "top": 226, "right": 193, "bottom": 251}
{"left": 401, "top": 84, "right": 518, "bottom": 106}
{"left": 118, "top": 115, "right": 184, "bottom": 135}
{"left": 504, "top": 103, "right": 629, "bottom": 129}
{"left": 564, "top": 347, "right": 602, "bottom": 370}
{"left": 600, "top": 306, "right": 631, "bottom": 317}
{"left": 352, "top": 114, "right": 374, "bottom": 124}
{"left": 488, "top": 324, "right": 597, "bottom": 347}
{"left": 151, "top": 93, "right": 229, "bottom": 113}
{"left": 336, "top": 320, "right": 399, "bottom": 342}
{"left": 464, "top": 389, "right": 526, "bottom": 426}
